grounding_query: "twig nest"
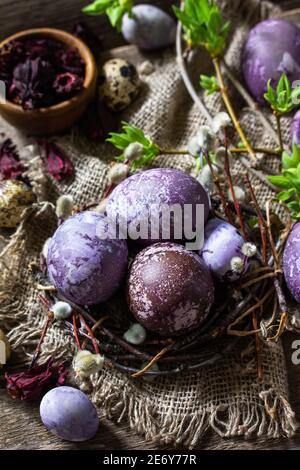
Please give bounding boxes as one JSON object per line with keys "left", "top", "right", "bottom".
{"left": 123, "top": 323, "right": 147, "bottom": 345}
{"left": 106, "top": 168, "right": 210, "bottom": 246}
{"left": 121, "top": 5, "right": 176, "bottom": 50}
{"left": 47, "top": 212, "right": 128, "bottom": 305}
{"left": 73, "top": 350, "right": 104, "bottom": 378}
{"left": 283, "top": 222, "right": 300, "bottom": 303}
{"left": 200, "top": 217, "right": 249, "bottom": 282}
{"left": 40, "top": 386, "right": 99, "bottom": 442}
{"left": 127, "top": 243, "right": 214, "bottom": 336}
{"left": 0, "top": 180, "right": 35, "bottom": 228}
{"left": 55, "top": 195, "right": 74, "bottom": 219}
{"left": 0, "top": 329, "right": 11, "bottom": 368}
{"left": 99, "top": 59, "right": 140, "bottom": 112}
{"left": 51, "top": 301, "right": 72, "bottom": 320}
{"left": 107, "top": 163, "right": 129, "bottom": 185}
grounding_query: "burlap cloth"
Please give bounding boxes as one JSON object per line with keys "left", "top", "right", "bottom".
{"left": 0, "top": 0, "right": 298, "bottom": 448}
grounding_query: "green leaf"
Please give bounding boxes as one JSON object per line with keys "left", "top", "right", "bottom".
{"left": 82, "top": 0, "right": 132, "bottom": 31}
{"left": 277, "top": 188, "right": 296, "bottom": 202}
{"left": 265, "top": 73, "right": 299, "bottom": 114}
{"left": 82, "top": 0, "right": 112, "bottom": 14}
{"left": 267, "top": 175, "right": 293, "bottom": 188}
{"left": 199, "top": 74, "right": 219, "bottom": 95}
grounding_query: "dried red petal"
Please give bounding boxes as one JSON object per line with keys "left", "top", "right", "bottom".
{"left": 5, "top": 358, "right": 68, "bottom": 401}
{"left": 53, "top": 72, "right": 83, "bottom": 97}
{"left": 0, "top": 139, "right": 24, "bottom": 180}
{"left": 39, "top": 140, "right": 74, "bottom": 182}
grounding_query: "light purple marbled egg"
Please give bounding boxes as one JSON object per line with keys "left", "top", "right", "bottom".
{"left": 106, "top": 168, "right": 210, "bottom": 246}
{"left": 40, "top": 386, "right": 99, "bottom": 442}
{"left": 121, "top": 5, "right": 176, "bottom": 50}
{"left": 283, "top": 222, "right": 300, "bottom": 303}
{"left": 47, "top": 211, "right": 128, "bottom": 305}
{"left": 127, "top": 243, "right": 214, "bottom": 336}
{"left": 242, "top": 19, "right": 300, "bottom": 104}
{"left": 292, "top": 110, "right": 300, "bottom": 147}
{"left": 200, "top": 218, "right": 248, "bottom": 282}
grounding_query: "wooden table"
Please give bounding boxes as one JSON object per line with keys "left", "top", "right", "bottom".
{"left": 1, "top": 0, "right": 300, "bottom": 451}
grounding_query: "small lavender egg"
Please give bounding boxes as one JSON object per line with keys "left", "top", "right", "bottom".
{"left": 200, "top": 218, "right": 248, "bottom": 282}
{"left": 0, "top": 180, "right": 35, "bottom": 228}
{"left": 40, "top": 386, "right": 99, "bottom": 442}
{"left": 47, "top": 211, "right": 128, "bottom": 305}
{"left": 127, "top": 243, "right": 214, "bottom": 336}
{"left": 106, "top": 168, "right": 210, "bottom": 246}
{"left": 121, "top": 5, "right": 176, "bottom": 50}
{"left": 283, "top": 222, "right": 300, "bottom": 303}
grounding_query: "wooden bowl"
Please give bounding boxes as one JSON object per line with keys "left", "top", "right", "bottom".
{"left": 0, "top": 28, "right": 98, "bottom": 136}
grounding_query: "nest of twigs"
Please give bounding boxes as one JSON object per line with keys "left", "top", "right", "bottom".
{"left": 33, "top": 175, "right": 291, "bottom": 379}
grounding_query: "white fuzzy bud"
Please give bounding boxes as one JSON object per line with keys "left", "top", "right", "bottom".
{"left": 52, "top": 301, "right": 72, "bottom": 320}
{"left": 73, "top": 350, "right": 104, "bottom": 378}
{"left": 94, "top": 198, "right": 107, "bottom": 214}
{"left": 212, "top": 112, "right": 231, "bottom": 133}
{"left": 124, "top": 142, "right": 144, "bottom": 161}
{"left": 55, "top": 195, "right": 74, "bottom": 219}
{"left": 197, "top": 164, "right": 219, "bottom": 189}
{"left": 230, "top": 256, "right": 245, "bottom": 273}
{"left": 123, "top": 323, "right": 147, "bottom": 345}
{"left": 227, "top": 186, "right": 246, "bottom": 204}
{"left": 107, "top": 163, "right": 129, "bottom": 184}
{"left": 196, "top": 125, "right": 216, "bottom": 152}
{"left": 187, "top": 136, "right": 201, "bottom": 156}
{"left": 42, "top": 237, "right": 52, "bottom": 259}
{"left": 242, "top": 243, "right": 257, "bottom": 258}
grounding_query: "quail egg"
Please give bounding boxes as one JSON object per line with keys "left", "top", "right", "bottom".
{"left": 0, "top": 180, "right": 35, "bottom": 228}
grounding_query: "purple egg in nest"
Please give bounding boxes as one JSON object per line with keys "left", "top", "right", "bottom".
{"left": 127, "top": 243, "right": 214, "bottom": 336}
{"left": 106, "top": 168, "right": 210, "bottom": 246}
{"left": 40, "top": 386, "right": 99, "bottom": 442}
{"left": 47, "top": 211, "right": 128, "bottom": 305}
{"left": 242, "top": 19, "right": 300, "bottom": 104}
{"left": 200, "top": 218, "right": 249, "bottom": 282}
{"left": 283, "top": 222, "right": 300, "bottom": 303}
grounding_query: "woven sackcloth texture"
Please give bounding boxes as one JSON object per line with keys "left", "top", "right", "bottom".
{"left": 0, "top": 0, "right": 298, "bottom": 448}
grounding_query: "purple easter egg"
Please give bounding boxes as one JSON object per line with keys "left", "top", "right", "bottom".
{"left": 292, "top": 110, "right": 300, "bottom": 146}
{"left": 200, "top": 218, "right": 248, "bottom": 282}
{"left": 127, "top": 243, "right": 214, "bottom": 336}
{"left": 47, "top": 211, "right": 128, "bottom": 305}
{"left": 106, "top": 168, "right": 210, "bottom": 246}
{"left": 242, "top": 19, "right": 300, "bottom": 105}
{"left": 40, "top": 386, "right": 99, "bottom": 442}
{"left": 283, "top": 222, "right": 300, "bottom": 303}
{"left": 121, "top": 5, "right": 176, "bottom": 50}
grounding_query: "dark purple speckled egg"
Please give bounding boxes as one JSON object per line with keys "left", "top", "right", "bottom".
{"left": 283, "top": 222, "right": 300, "bottom": 303}
{"left": 106, "top": 168, "right": 210, "bottom": 246}
{"left": 127, "top": 243, "right": 214, "bottom": 336}
{"left": 47, "top": 211, "right": 128, "bottom": 305}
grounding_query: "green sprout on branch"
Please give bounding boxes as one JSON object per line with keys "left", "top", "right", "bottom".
{"left": 199, "top": 74, "right": 219, "bottom": 95}
{"left": 82, "top": 0, "right": 133, "bottom": 32}
{"left": 264, "top": 73, "right": 300, "bottom": 115}
{"left": 173, "top": 0, "right": 230, "bottom": 56}
{"left": 107, "top": 122, "right": 160, "bottom": 170}
{"left": 268, "top": 144, "right": 300, "bottom": 220}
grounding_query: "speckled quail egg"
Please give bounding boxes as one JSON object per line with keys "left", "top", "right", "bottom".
{"left": 99, "top": 59, "right": 140, "bottom": 112}
{"left": 0, "top": 180, "right": 35, "bottom": 228}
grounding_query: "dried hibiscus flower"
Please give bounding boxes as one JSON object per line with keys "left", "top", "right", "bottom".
{"left": 0, "top": 36, "right": 85, "bottom": 110}
{"left": 5, "top": 358, "right": 68, "bottom": 401}
{"left": 0, "top": 139, "right": 24, "bottom": 180}
{"left": 38, "top": 140, "right": 74, "bottom": 182}
{"left": 53, "top": 72, "right": 83, "bottom": 98}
